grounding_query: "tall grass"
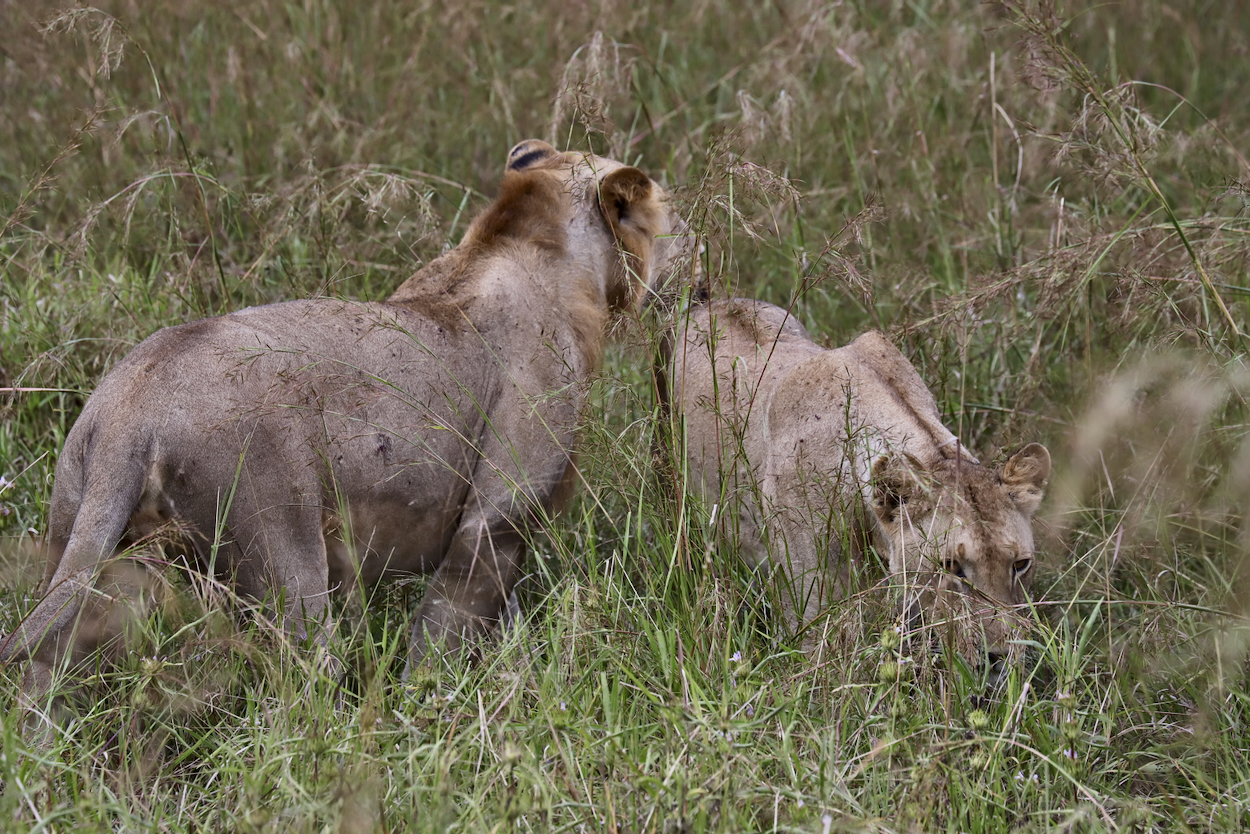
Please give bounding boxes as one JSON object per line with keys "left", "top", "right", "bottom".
{"left": 4, "top": 0, "right": 1250, "bottom": 830}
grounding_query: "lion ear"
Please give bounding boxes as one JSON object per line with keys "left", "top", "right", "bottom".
{"left": 871, "top": 452, "right": 925, "bottom": 526}
{"left": 1001, "top": 443, "right": 1050, "bottom": 516}
{"left": 506, "top": 139, "right": 558, "bottom": 171}
{"left": 599, "top": 167, "right": 664, "bottom": 310}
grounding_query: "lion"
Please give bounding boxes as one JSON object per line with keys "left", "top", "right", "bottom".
{"left": 661, "top": 299, "right": 1051, "bottom": 671}
{"left": 1, "top": 140, "right": 687, "bottom": 717}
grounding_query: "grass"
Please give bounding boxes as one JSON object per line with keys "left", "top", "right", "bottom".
{"left": 3, "top": 0, "right": 1250, "bottom": 830}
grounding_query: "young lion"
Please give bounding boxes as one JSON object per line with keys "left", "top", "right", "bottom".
{"left": 2, "top": 140, "right": 687, "bottom": 717}
{"left": 662, "top": 299, "right": 1050, "bottom": 668}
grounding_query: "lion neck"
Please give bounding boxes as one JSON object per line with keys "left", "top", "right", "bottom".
{"left": 384, "top": 225, "right": 611, "bottom": 373}
{"left": 382, "top": 167, "right": 632, "bottom": 371}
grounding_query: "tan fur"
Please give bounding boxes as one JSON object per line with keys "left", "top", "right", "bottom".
{"left": 1, "top": 140, "right": 688, "bottom": 720}
{"left": 664, "top": 299, "right": 1050, "bottom": 666}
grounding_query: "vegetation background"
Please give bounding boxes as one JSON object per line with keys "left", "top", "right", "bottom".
{"left": 2, "top": 0, "right": 1250, "bottom": 830}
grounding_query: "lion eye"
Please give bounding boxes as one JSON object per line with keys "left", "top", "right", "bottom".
{"left": 1012, "top": 558, "right": 1032, "bottom": 576}
{"left": 942, "top": 558, "right": 966, "bottom": 579}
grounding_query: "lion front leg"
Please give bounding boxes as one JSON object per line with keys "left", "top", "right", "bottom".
{"left": 403, "top": 383, "right": 577, "bottom": 673}
{"left": 404, "top": 519, "right": 525, "bottom": 675}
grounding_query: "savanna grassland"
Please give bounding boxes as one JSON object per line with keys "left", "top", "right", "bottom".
{"left": 3, "top": 0, "right": 1250, "bottom": 831}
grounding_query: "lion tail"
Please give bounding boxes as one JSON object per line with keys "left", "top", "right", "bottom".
{"left": 0, "top": 424, "right": 151, "bottom": 664}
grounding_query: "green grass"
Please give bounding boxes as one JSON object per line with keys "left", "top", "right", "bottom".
{"left": 4, "top": 0, "right": 1250, "bottom": 830}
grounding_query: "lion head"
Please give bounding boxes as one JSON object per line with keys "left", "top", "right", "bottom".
{"left": 871, "top": 443, "right": 1052, "bottom": 675}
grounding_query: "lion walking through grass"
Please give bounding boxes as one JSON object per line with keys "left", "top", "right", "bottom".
{"left": 1, "top": 140, "right": 687, "bottom": 729}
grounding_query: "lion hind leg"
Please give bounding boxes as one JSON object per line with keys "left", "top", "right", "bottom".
{"left": 1, "top": 430, "right": 153, "bottom": 737}
{"left": 1, "top": 439, "right": 150, "bottom": 666}
{"left": 227, "top": 504, "right": 339, "bottom": 668}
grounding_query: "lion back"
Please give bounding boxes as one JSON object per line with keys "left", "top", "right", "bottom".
{"left": 839, "top": 331, "right": 969, "bottom": 466}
